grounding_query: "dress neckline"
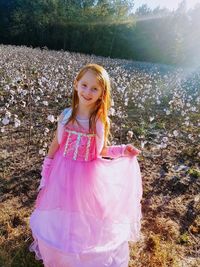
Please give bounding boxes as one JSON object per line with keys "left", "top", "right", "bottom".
{"left": 76, "top": 116, "right": 89, "bottom": 121}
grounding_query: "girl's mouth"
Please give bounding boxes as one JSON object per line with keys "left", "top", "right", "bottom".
{"left": 82, "top": 95, "right": 92, "bottom": 101}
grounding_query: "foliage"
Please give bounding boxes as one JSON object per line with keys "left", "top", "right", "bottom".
{"left": 0, "top": 0, "right": 200, "bottom": 66}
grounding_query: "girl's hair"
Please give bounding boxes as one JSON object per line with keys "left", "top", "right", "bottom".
{"left": 67, "top": 63, "right": 111, "bottom": 146}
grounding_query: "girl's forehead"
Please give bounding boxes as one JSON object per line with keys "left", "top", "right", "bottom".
{"left": 81, "top": 70, "right": 100, "bottom": 82}
{"left": 80, "top": 70, "right": 102, "bottom": 86}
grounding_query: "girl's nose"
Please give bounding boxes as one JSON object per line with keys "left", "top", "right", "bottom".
{"left": 85, "top": 88, "right": 92, "bottom": 96}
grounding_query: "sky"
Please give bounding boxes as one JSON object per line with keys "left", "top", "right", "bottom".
{"left": 133, "top": 0, "right": 200, "bottom": 11}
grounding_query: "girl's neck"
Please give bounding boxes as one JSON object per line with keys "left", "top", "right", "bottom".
{"left": 76, "top": 104, "right": 94, "bottom": 119}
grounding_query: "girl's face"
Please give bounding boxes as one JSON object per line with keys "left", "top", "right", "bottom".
{"left": 75, "top": 70, "right": 103, "bottom": 109}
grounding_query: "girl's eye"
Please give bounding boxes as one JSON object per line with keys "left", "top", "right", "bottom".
{"left": 92, "top": 88, "right": 98, "bottom": 91}
{"left": 82, "top": 84, "right": 87, "bottom": 87}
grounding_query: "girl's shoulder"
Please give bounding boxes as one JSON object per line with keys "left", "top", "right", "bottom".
{"left": 95, "top": 115, "right": 110, "bottom": 135}
{"left": 95, "top": 115, "right": 110, "bottom": 126}
{"left": 58, "top": 106, "right": 72, "bottom": 125}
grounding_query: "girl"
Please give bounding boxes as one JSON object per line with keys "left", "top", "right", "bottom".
{"left": 29, "top": 63, "right": 143, "bottom": 267}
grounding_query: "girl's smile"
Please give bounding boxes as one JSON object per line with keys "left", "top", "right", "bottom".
{"left": 81, "top": 95, "right": 92, "bottom": 101}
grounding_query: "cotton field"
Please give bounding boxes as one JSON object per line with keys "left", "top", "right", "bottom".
{"left": 0, "top": 45, "right": 199, "bottom": 267}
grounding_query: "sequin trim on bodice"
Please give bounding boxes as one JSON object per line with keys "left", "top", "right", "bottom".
{"left": 62, "top": 128, "right": 97, "bottom": 161}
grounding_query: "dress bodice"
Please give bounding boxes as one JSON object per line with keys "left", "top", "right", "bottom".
{"left": 60, "top": 126, "right": 97, "bottom": 161}
{"left": 57, "top": 107, "right": 104, "bottom": 161}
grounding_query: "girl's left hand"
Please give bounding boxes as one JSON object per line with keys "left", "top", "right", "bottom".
{"left": 124, "top": 144, "right": 141, "bottom": 157}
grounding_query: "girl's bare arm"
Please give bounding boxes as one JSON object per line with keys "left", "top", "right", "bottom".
{"left": 47, "top": 129, "right": 60, "bottom": 159}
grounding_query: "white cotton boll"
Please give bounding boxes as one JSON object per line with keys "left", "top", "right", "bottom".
{"left": 146, "top": 84, "right": 152, "bottom": 89}
{"left": 139, "top": 135, "right": 145, "bottom": 140}
{"left": 2, "top": 117, "right": 10, "bottom": 125}
{"left": 43, "top": 142, "right": 48, "bottom": 148}
{"left": 22, "top": 90, "right": 28, "bottom": 96}
{"left": 186, "top": 102, "right": 191, "bottom": 107}
{"left": 188, "top": 134, "right": 193, "bottom": 140}
{"left": 165, "top": 110, "right": 171, "bottom": 115}
{"left": 4, "top": 85, "right": 10, "bottom": 91}
{"left": 111, "top": 140, "right": 117, "bottom": 145}
{"left": 127, "top": 130, "right": 133, "bottom": 139}
{"left": 173, "top": 130, "right": 179, "bottom": 137}
{"left": 21, "top": 101, "right": 26, "bottom": 107}
{"left": 45, "top": 127, "right": 50, "bottom": 133}
{"left": 149, "top": 116, "right": 154, "bottom": 122}
{"left": 138, "top": 103, "right": 143, "bottom": 109}
{"left": 141, "top": 140, "right": 147, "bottom": 148}
{"left": 39, "top": 88, "right": 44, "bottom": 94}
{"left": 17, "top": 87, "right": 23, "bottom": 94}
{"left": 10, "top": 89, "right": 15, "bottom": 95}
{"left": 109, "top": 108, "right": 115, "bottom": 116}
{"left": 43, "top": 101, "right": 48, "bottom": 106}
{"left": 191, "top": 106, "right": 196, "bottom": 112}
{"left": 1, "top": 126, "right": 5, "bottom": 133}
{"left": 39, "top": 149, "right": 45, "bottom": 155}
{"left": 9, "top": 96, "right": 15, "bottom": 105}
{"left": 2, "top": 149, "right": 9, "bottom": 159}
{"left": 157, "top": 100, "right": 161, "bottom": 105}
{"left": 124, "top": 99, "right": 128, "bottom": 106}
{"left": 161, "top": 142, "right": 167, "bottom": 148}
{"left": 111, "top": 99, "right": 115, "bottom": 106}
{"left": 47, "top": 115, "right": 55, "bottom": 123}
{"left": 5, "top": 111, "right": 11, "bottom": 118}
{"left": 14, "top": 118, "right": 21, "bottom": 128}
{"left": 198, "top": 152, "right": 200, "bottom": 158}
{"left": 41, "top": 77, "right": 47, "bottom": 83}
{"left": 162, "top": 137, "right": 168, "bottom": 143}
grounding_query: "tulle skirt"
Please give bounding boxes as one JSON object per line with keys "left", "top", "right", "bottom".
{"left": 29, "top": 149, "right": 142, "bottom": 267}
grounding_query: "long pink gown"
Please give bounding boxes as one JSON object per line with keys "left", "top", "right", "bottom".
{"left": 29, "top": 108, "right": 142, "bottom": 267}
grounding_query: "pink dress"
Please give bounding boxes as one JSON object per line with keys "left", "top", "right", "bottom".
{"left": 29, "top": 108, "right": 142, "bottom": 267}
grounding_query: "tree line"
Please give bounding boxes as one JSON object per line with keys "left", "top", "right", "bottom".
{"left": 0, "top": 0, "right": 199, "bottom": 66}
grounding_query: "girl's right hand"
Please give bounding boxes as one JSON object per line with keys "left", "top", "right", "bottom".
{"left": 123, "top": 144, "right": 141, "bottom": 157}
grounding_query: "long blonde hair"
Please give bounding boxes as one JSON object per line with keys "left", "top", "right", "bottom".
{"left": 67, "top": 63, "right": 111, "bottom": 146}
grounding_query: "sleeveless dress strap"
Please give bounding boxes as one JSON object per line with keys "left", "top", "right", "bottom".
{"left": 57, "top": 107, "right": 72, "bottom": 144}
{"left": 60, "top": 107, "right": 72, "bottom": 125}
